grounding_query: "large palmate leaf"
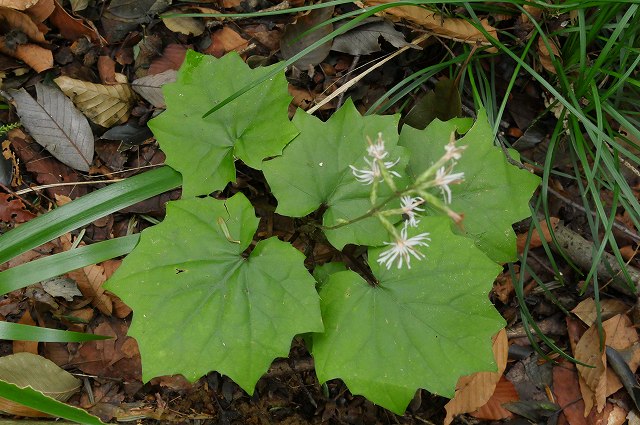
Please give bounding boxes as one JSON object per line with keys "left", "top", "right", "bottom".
{"left": 400, "top": 110, "right": 540, "bottom": 263}
{"left": 262, "top": 100, "right": 407, "bottom": 249}
{"left": 312, "top": 216, "right": 505, "bottom": 414}
{"left": 149, "top": 51, "right": 299, "bottom": 197}
{"left": 104, "top": 193, "right": 323, "bottom": 390}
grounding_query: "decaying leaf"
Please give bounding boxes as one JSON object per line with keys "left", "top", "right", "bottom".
{"left": 470, "top": 376, "right": 518, "bottom": 421}
{"left": 12, "top": 310, "right": 38, "bottom": 355}
{"left": 9, "top": 83, "right": 94, "bottom": 172}
{"left": 54, "top": 76, "right": 135, "bottom": 128}
{"left": 362, "top": 0, "right": 497, "bottom": 48}
{"left": 60, "top": 233, "right": 113, "bottom": 315}
{"left": 280, "top": 6, "right": 334, "bottom": 68}
{"left": 204, "top": 27, "right": 249, "bottom": 58}
{"left": 572, "top": 298, "right": 630, "bottom": 327}
{"left": 0, "top": 42, "right": 53, "bottom": 73}
{"left": 24, "top": 0, "right": 55, "bottom": 22}
{"left": 444, "top": 329, "right": 508, "bottom": 425}
{"left": 49, "top": 0, "right": 102, "bottom": 42}
{"left": 0, "top": 352, "right": 80, "bottom": 417}
{"left": 41, "top": 276, "right": 83, "bottom": 302}
{"left": 332, "top": 18, "right": 411, "bottom": 55}
{"left": 516, "top": 217, "right": 559, "bottom": 254}
{"left": 538, "top": 35, "right": 561, "bottom": 74}
{"left": 132, "top": 70, "right": 177, "bottom": 108}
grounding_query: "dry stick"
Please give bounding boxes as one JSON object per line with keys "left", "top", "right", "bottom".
{"left": 546, "top": 186, "right": 640, "bottom": 244}
{"left": 306, "top": 33, "right": 430, "bottom": 115}
{"left": 551, "top": 221, "right": 640, "bottom": 295}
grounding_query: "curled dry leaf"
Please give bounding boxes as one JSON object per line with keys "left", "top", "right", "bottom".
{"left": 49, "top": 0, "right": 102, "bottom": 43}
{"left": 204, "top": 27, "right": 249, "bottom": 58}
{"left": 444, "top": 329, "right": 508, "bottom": 425}
{"left": 131, "top": 69, "right": 177, "bottom": 108}
{"left": 361, "top": 0, "right": 497, "bottom": 48}
{"left": 24, "top": 0, "right": 54, "bottom": 22}
{"left": 2, "top": 42, "right": 53, "bottom": 72}
{"left": 470, "top": 376, "right": 519, "bottom": 421}
{"left": 0, "top": 6, "right": 46, "bottom": 42}
{"left": 516, "top": 216, "right": 559, "bottom": 254}
{"left": 9, "top": 83, "right": 93, "bottom": 171}
{"left": 54, "top": 76, "right": 135, "bottom": 128}
{"left": 280, "top": 6, "right": 334, "bottom": 68}
{"left": 571, "top": 298, "right": 630, "bottom": 328}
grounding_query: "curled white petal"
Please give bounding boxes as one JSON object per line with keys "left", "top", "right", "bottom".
{"left": 444, "top": 140, "right": 467, "bottom": 161}
{"left": 377, "top": 223, "right": 430, "bottom": 269}
{"left": 400, "top": 195, "right": 425, "bottom": 227}
{"left": 435, "top": 166, "right": 465, "bottom": 204}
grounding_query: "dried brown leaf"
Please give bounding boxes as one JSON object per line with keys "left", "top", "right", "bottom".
{"left": 131, "top": 69, "right": 177, "bottom": 108}
{"left": 538, "top": 35, "right": 561, "bottom": 74}
{"left": 204, "top": 27, "right": 249, "bottom": 58}
{"left": 470, "top": 376, "right": 518, "bottom": 421}
{"left": 362, "top": 0, "right": 497, "bottom": 47}
{"left": 0, "top": 6, "right": 45, "bottom": 42}
{"left": 553, "top": 361, "right": 588, "bottom": 425}
{"left": 602, "top": 314, "right": 640, "bottom": 396}
{"left": 0, "top": 193, "right": 36, "bottom": 223}
{"left": 572, "top": 298, "right": 630, "bottom": 327}
{"left": 12, "top": 310, "right": 38, "bottom": 355}
{"left": 444, "top": 329, "right": 508, "bottom": 425}
{"left": 163, "top": 11, "right": 204, "bottom": 36}
{"left": 148, "top": 43, "right": 187, "bottom": 74}
{"left": 54, "top": 76, "right": 135, "bottom": 128}
{"left": 25, "top": 0, "right": 54, "bottom": 22}
{"left": 575, "top": 325, "right": 607, "bottom": 414}
{"left": 60, "top": 233, "right": 113, "bottom": 315}
{"left": 0, "top": 0, "right": 39, "bottom": 9}
{"left": 49, "top": 0, "right": 102, "bottom": 42}
{"left": 516, "top": 217, "right": 559, "bottom": 254}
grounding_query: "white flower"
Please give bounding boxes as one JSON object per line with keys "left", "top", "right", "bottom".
{"left": 377, "top": 222, "right": 430, "bottom": 269}
{"left": 444, "top": 140, "right": 466, "bottom": 161}
{"left": 400, "top": 195, "right": 425, "bottom": 227}
{"left": 350, "top": 157, "right": 400, "bottom": 185}
{"left": 367, "top": 133, "right": 388, "bottom": 160}
{"left": 435, "top": 166, "right": 464, "bottom": 204}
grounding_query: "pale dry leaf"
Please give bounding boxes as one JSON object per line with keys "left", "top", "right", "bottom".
{"left": 131, "top": 69, "right": 177, "bottom": 108}
{"left": 0, "top": 0, "right": 39, "bottom": 9}
{"left": 0, "top": 6, "right": 46, "bottom": 42}
{"left": 54, "top": 76, "right": 135, "bottom": 128}
{"left": 470, "top": 376, "right": 518, "bottom": 421}
{"left": 9, "top": 83, "right": 93, "bottom": 171}
{"left": 362, "top": 0, "right": 497, "bottom": 47}
{"left": 205, "top": 27, "right": 249, "bottom": 58}
{"left": 41, "top": 277, "right": 82, "bottom": 301}
{"left": 9, "top": 43, "right": 53, "bottom": 73}
{"left": 0, "top": 352, "right": 80, "bottom": 417}
{"left": 444, "top": 329, "right": 508, "bottom": 425}
{"left": 163, "top": 12, "right": 204, "bottom": 36}
{"left": 572, "top": 298, "right": 630, "bottom": 327}
{"left": 575, "top": 324, "right": 607, "bottom": 414}
{"left": 60, "top": 233, "right": 113, "bottom": 315}
{"left": 602, "top": 314, "right": 640, "bottom": 397}
{"left": 538, "top": 36, "right": 561, "bottom": 74}
{"left": 628, "top": 410, "right": 640, "bottom": 425}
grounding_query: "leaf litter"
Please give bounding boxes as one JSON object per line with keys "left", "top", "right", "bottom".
{"left": 0, "top": 1, "right": 638, "bottom": 423}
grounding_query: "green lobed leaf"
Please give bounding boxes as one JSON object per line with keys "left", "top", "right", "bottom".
{"left": 263, "top": 100, "right": 407, "bottom": 249}
{"left": 399, "top": 109, "right": 540, "bottom": 263}
{"left": 104, "top": 193, "right": 323, "bottom": 390}
{"left": 312, "top": 216, "right": 505, "bottom": 414}
{"left": 149, "top": 51, "right": 299, "bottom": 198}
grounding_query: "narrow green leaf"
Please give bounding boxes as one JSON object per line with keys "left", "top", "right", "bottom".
{"left": 0, "top": 379, "right": 103, "bottom": 424}
{"left": 0, "top": 322, "right": 109, "bottom": 342}
{"left": 149, "top": 51, "right": 299, "bottom": 198}
{"left": 312, "top": 216, "right": 504, "bottom": 414}
{"left": 400, "top": 109, "right": 540, "bottom": 263}
{"left": 263, "top": 100, "right": 407, "bottom": 249}
{"left": 0, "top": 166, "right": 180, "bottom": 265}
{"left": 0, "top": 234, "right": 139, "bottom": 296}
{"left": 105, "top": 193, "right": 323, "bottom": 390}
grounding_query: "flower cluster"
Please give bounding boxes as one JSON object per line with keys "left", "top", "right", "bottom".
{"left": 349, "top": 133, "right": 466, "bottom": 270}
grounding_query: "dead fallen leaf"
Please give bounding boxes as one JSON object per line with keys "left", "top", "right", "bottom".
{"left": 163, "top": 11, "right": 205, "bottom": 36}
{"left": 538, "top": 35, "right": 561, "bottom": 74}
{"left": 517, "top": 217, "right": 559, "bottom": 254}
{"left": 470, "top": 376, "right": 518, "bottom": 421}
{"left": 362, "top": 0, "right": 498, "bottom": 48}
{"left": 204, "top": 27, "right": 249, "bottom": 58}
{"left": 0, "top": 0, "right": 39, "bottom": 9}
{"left": 332, "top": 18, "right": 411, "bottom": 55}
{"left": 0, "top": 39, "right": 53, "bottom": 73}
{"left": 280, "top": 6, "right": 334, "bottom": 68}
{"left": 148, "top": 43, "right": 187, "bottom": 75}
{"left": 0, "top": 193, "right": 36, "bottom": 223}
{"left": 444, "top": 329, "right": 508, "bottom": 424}
{"left": 572, "top": 298, "right": 630, "bottom": 327}
{"left": 60, "top": 233, "right": 113, "bottom": 315}
{"left": 12, "top": 310, "right": 39, "bottom": 355}
{"left": 131, "top": 69, "right": 177, "bottom": 108}
{"left": 553, "top": 361, "right": 588, "bottom": 425}
{"left": 48, "top": 0, "right": 102, "bottom": 43}
{"left": 24, "top": 0, "right": 54, "bottom": 22}
{"left": 97, "top": 55, "right": 118, "bottom": 85}
{"left": 574, "top": 324, "right": 607, "bottom": 414}
{"left": 54, "top": 76, "right": 135, "bottom": 128}
{"left": 601, "top": 314, "right": 640, "bottom": 396}
{"left": 0, "top": 6, "right": 46, "bottom": 42}
{"left": 10, "top": 83, "right": 94, "bottom": 171}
